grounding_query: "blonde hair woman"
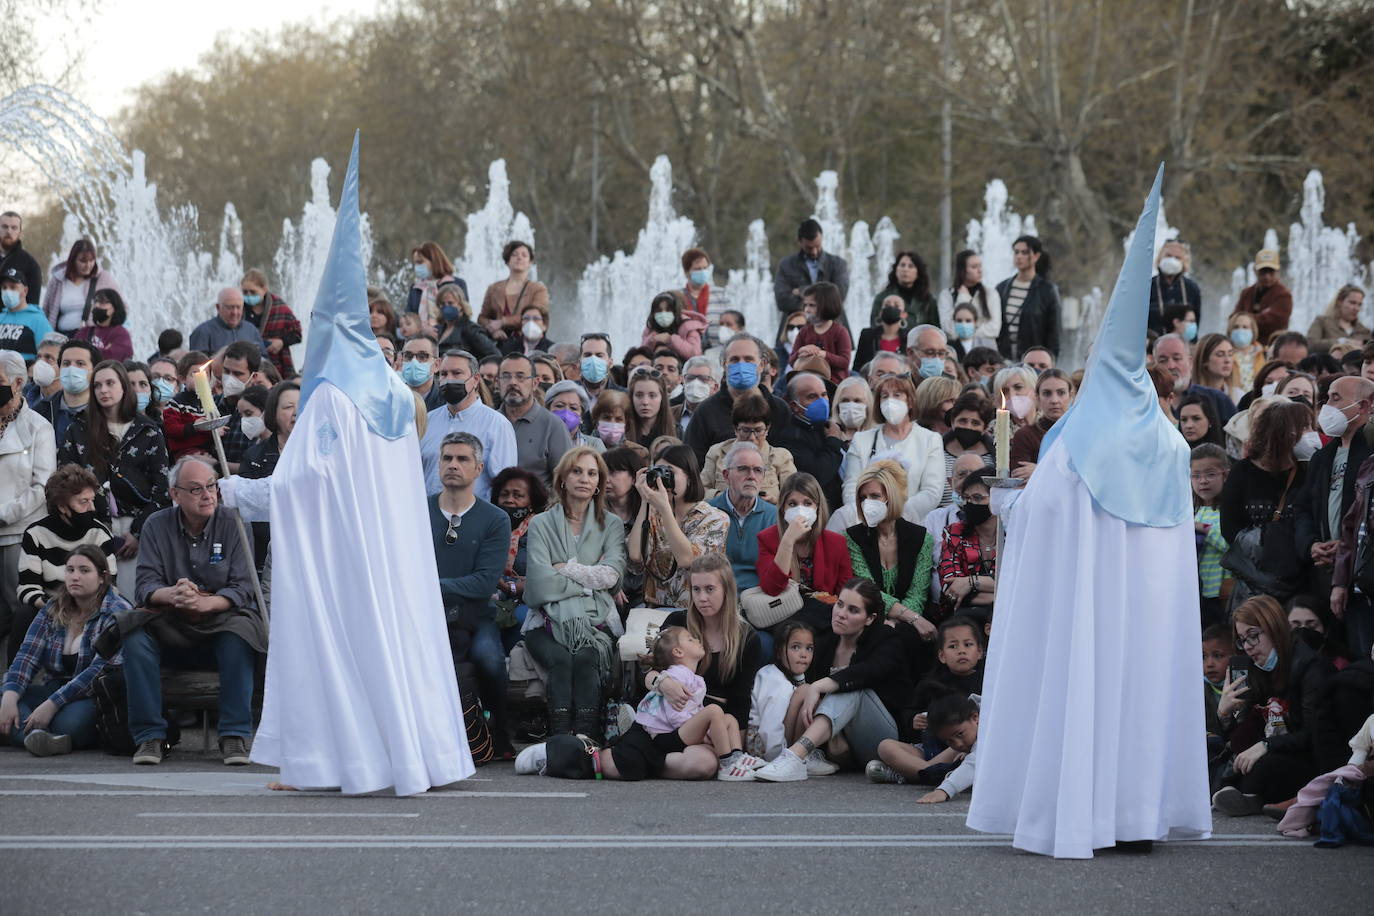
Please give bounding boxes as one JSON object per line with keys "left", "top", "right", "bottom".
{"left": 1305, "top": 284, "right": 1368, "bottom": 355}
{"left": 914, "top": 376, "right": 961, "bottom": 434}
{"left": 843, "top": 460, "right": 937, "bottom": 638}
{"left": 1226, "top": 312, "right": 1265, "bottom": 401}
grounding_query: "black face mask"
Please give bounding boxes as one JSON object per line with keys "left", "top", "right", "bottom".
{"left": 92, "top": 307, "right": 111, "bottom": 323}
{"left": 0, "top": 385, "right": 11, "bottom": 409}
{"left": 441, "top": 381, "right": 468, "bottom": 405}
{"left": 962, "top": 503, "right": 992, "bottom": 527}
{"left": 879, "top": 305, "right": 902, "bottom": 325}
{"left": 503, "top": 505, "right": 532, "bottom": 523}
{"left": 951, "top": 427, "right": 984, "bottom": 449}
{"left": 66, "top": 508, "right": 98, "bottom": 528}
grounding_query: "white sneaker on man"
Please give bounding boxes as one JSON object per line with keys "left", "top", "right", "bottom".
{"left": 515, "top": 742, "right": 548, "bottom": 775}
{"left": 804, "top": 748, "right": 839, "bottom": 776}
{"left": 753, "top": 749, "right": 808, "bottom": 782}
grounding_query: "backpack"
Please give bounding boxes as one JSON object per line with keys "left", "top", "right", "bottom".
{"left": 456, "top": 661, "right": 492, "bottom": 766}
{"left": 91, "top": 667, "right": 135, "bottom": 755}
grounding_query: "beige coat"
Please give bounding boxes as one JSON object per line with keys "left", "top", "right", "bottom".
{"left": 701, "top": 439, "right": 796, "bottom": 505}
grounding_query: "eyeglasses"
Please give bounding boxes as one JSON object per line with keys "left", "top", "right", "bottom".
{"left": 1235, "top": 628, "right": 1264, "bottom": 651}
{"left": 499, "top": 373, "right": 531, "bottom": 383}
{"left": 734, "top": 425, "right": 768, "bottom": 438}
{"left": 445, "top": 514, "right": 461, "bottom": 545}
{"left": 580, "top": 333, "right": 610, "bottom": 343}
{"left": 630, "top": 367, "right": 663, "bottom": 379}
{"left": 173, "top": 482, "right": 219, "bottom": 497}
{"left": 402, "top": 352, "right": 434, "bottom": 362}
{"left": 731, "top": 465, "right": 766, "bottom": 476}
{"left": 911, "top": 347, "right": 945, "bottom": 359}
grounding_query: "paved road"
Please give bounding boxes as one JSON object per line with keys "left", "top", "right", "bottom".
{"left": 2, "top": 739, "right": 1370, "bottom": 914}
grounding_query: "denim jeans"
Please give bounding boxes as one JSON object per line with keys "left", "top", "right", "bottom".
{"left": 449, "top": 618, "right": 510, "bottom": 743}
{"left": 815, "top": 688, "right": 899, "bottom": 765}
{"left": 122, "top": 628, "right": 257, "bottom": 744}
{"left": 5, "top": 679, "right": 99, "bottom": 749}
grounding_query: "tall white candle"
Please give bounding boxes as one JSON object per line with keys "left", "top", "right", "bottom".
{"left": 995, "top": 398, "right": 1011, "bottom": 477}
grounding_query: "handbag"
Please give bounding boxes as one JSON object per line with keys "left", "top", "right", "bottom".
{"left": 1221, "top": 527, "right": 1291, "bottom": 598}
{"left": 618, "top": 607, "right": 672, "bottom": 662}
{"left": 1259, "top": 466, "right": 1303, "bottom": 582}
{"left": 739, "top": 583, "right": 804, "bottom": 629}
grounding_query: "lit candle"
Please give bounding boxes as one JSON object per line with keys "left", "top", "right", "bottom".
{"left": 192, "top": 363, "right": 218, "bottom": 418}
{"left": 995, "top": 394, "right": 1010, "bottom": 477}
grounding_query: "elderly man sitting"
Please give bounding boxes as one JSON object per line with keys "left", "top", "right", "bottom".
{"left": 106, "top": 455, "right": 264, "bottom": 766}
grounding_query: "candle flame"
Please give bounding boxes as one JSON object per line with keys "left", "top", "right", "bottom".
{"left": 1000, "top": 392, "right": 1006, "bottom": 410}
{"left": 196, "top": 361, "right": 213, "bottom": 376}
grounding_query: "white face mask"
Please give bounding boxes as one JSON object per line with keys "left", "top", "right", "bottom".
{"left": 880, "top": 397, "right": 908, "bottom": 425}
{"left": 718, "top": 328, "right": 736, "bottom": 347}
{"left": 838, "top": 402, "right": 868, "bottom": 428}
{"left": 1261, "top": 382, "right": 1278, "bottom": 398}
{"left": 786, "top": 327, "right": 799, "bottom": 347}
{"left": 522, "top": 320, "right": 542, "bottom": 341}
{"left": 240, "top": 415, "right": 266, "bottom": 439}
{"left": 222, "top": 374, "right": 246, "bottom": 397}
{"left": 683, "top": 378, "right": 711, "bottom": 404}
{"left": 784, "top": 505, "right": 817, "bottom": 528}
{"left": 1318, "top": 402, "right": 1356, "bottom": 438}
{"left": 1293, "top": 430, "right": 1322, "bottom": 461}
{"left": 31, "top": 359, "right": 56, "bottom": 388}
{"left": 1010, "top": 394, "right": 1034, "bottom": 419}
{"left": 1158, "top": 256, "right": 1184, "bottom": 276}
{"left": 861, "top": 498, "right": 887, "bottom": 527}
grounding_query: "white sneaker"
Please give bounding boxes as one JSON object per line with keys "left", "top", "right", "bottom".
{"left": 717, "top": 759, "right": 757, "bottom": 781}
{"left": 804, "top": 748, "right": 839, "bottom": 776}
{"left": 514, "top": 742, "right": 548, "bottom": 775}
{"left": 753, "top": 749, "right": 809, "bottom": 782}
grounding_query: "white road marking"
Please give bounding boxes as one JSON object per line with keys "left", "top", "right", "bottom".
{"left": 137, "top": 812, "right": 423, "bottom": 818}
{"left": 0, "top": 789, "right": 586, "bottom": 799}
{"left": 709, "top": 812, "right": 968, "bottom": 818}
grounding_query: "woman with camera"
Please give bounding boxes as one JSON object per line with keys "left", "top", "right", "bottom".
{"left": 627, "top": 444, "right": 728, "bottom": 610}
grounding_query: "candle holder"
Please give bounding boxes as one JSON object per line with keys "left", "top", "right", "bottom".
{"left": 193, "top": 416, "right": 233, "bottom": 432}
{"left": 984, "top": 476, "right": 1027, "bottom": 490}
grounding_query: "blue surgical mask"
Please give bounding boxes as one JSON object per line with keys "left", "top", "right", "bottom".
{"left": 60, "top": 366, "right": 89, "bottom": 394}
{"left": 440, "top": 305, "right": 460, "bottom": 323}
{"left": 580, "top": 356, "right": 608, "bottom": 384}
{"left": 1230, "top": 328, "right": 1253, "bottom": 348}
{"left": 152, "top": 378, "right": 176, "bottom": 402}
{"left": 690, "top": 268, "right": 710, "bottom": 287}
{"left": 726, "top": 361, "right": 758, "bottom": 390}
{"left": 1256, "top": 647, "right": 1278, "bottom": 672}
{"left": 136, "top": 391, "right": 150, "bottom": 411}
{"left": 0, "top": 289, "right": 19, "bottom": 310}
{"left": 401, "top": 360, "right": 432, "bottom": 387}
{"left": 803, "top": 396, "right": 830, "bottom": 423}
{"left": 953, "top": 321, "right": 975, "bottom": 340}
{"left": 414, "top": 263, "right": 431, "bottom": 280}
{"left": 1183, "top": 321, "right": 1198, "bottom": 342}
{"left": 243, "top": 293, "right": 263, "bottom": 307}
{"left": 919, "top": 357, "right": 945, "bottom": 379}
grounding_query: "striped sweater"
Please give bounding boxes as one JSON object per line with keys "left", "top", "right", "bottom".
{"left": 17, "top": 513, "right": 118, "bottom": 610}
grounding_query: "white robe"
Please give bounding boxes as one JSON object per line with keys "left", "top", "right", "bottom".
{"left": 242, "top": 382, "right": 474, "bottom": 795}
{"left": 965, "top": 438, "right": 1211, "bottom": 857}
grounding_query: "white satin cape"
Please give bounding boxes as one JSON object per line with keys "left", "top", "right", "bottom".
{"left": 964, "top": 438, "right": 1211, "bottom": 857}
{"left": 241, "top": 382, "right": 473, "bottom": 794}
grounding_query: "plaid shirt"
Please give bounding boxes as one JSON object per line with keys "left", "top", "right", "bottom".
{"left": 937, "top": 519, "right": 996, "bottom": 619}
{"left": 2, "top": 589, "right": 129, "bottom": 709}
{"left": 249, "top": 293, "right": 302, "bottom": 378}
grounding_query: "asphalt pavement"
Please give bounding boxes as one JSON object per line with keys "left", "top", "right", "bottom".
{"left": 2, "top": 735, "right": 1371, "bottom": 915}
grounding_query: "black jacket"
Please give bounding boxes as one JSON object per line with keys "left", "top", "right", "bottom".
{"left": 683, "top": 386, "right": 792, "bottom": 466}
{"left": 846, "top": 518, "right": 928, "bottom": 606}
{"left": 499, "top": 334, "right": 556, "bottom": 357}
{"left": 771, "top": 410, "right": 845, "bottom": 511}
{"left": 1148, "top": 274, "right": 1203, "bottom": 333}
{"left": 0, "top": 241, "right": 43, "bottom": 305}
{"left": 1242, "top": 632, "right": 1336, "bottom": 761}
{"left": 808, "top": 623, "right": 913, "bottom": 721}
{"left": 57, "top": 412, "right": 170, "bottom": 535}
{"left": 240, "top": 436, "right": 282, "bottom": 569}
{"left": 438, "top": 319, "right": 498, "bottom": 361}
{"left": 774, "top": 250, "right": 849, "bottom": 325}
{"left": 1295, "top": 432, "right": 1372, "bottom": 554}
{"left": 851, "top": 327, "right": 906, "bottom": 375}
{"left": 995, "top": 274, "right": 1061, "bottom": 359}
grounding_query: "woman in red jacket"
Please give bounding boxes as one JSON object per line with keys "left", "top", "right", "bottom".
{"left": 757, "top": 472, "right": 853, "bottom": 631}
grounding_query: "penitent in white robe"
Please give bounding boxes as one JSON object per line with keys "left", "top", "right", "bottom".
{"left": 964, "top": 438, "right": 1212, "bottom": 858}
{"left": 242, "top": 382, "right": 473, "bottom": 795}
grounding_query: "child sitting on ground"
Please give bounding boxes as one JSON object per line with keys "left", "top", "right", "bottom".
{"left": 1190, "top": 443, "right": 1230, "bottom": 628}
{"left": 1202, "top": 623, "right": 1234, "bottom": 788}
{"left": 868, "top": 616, "right": 984, "bottom": 785}
{"left": 915, "top": 694, "right": 980, "bottom": 804}
{"left": 747, "top": 621, "right": 814, "bottom": 761}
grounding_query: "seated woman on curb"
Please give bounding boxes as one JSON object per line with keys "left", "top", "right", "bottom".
{"left": 1, "top": 545, "right": 130, "bottom": 755}
{"left": 844, "top": 460, "right": 937, "bottom": 640}
{"left": 757, "top": 472, "right": 854, "bottom": 631}
{"left": 753, "top": 578, "right": 913, "bottom": 781}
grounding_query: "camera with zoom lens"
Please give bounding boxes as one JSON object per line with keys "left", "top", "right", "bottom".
{"left": 647, "top": 465, "right": 675, "bottom": 490}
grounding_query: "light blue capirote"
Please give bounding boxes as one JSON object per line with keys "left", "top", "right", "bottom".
{"left": 1037, "top": 164, "right": 1190, "bottom": 528}
{"left": 297, "top": 130, "right": 415, "bottom": 440}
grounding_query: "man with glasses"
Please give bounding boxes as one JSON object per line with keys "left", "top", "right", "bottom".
{"left": 420, "top": 350, "right": 516, "bottom": 498}
{"left": 376, "top": 334, "right": 396, "bottom": 369}
{"left": 684, "top": 334, "right": 790, "bottom": 465}
{"left": 427, "top": 432, "right": 514, "bottom": 758}
{"left": 678, "top": 356, "right": 719, "bottom": 435}
{"left": 707, "top": 441, "right": 777, "bottom": 592}
{"left": 118, "top": 456, "right": 263, "bottom": 767}
{"left": 906, "top": 324, "right": 951, "bottom": 380}
{"left": 498, "top": 353, "right": 571, "bottom": 488}
{"left": 400, "top": 334, "right": 443, "bottom": 409}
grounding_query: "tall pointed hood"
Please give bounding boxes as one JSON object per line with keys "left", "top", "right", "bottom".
{"left": 298, "top": 132, "right": 415, "bottom": 440}
{"left": 1038, "top": 164, "right": 1190, "bottom": 527}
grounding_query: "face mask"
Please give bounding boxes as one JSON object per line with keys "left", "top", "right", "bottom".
{"left": 152, "top": 378, "right": 176, "bottom": 402}
{"left": 1, "top": 290, "right": 19, "bottom": 310}
{"left": 241, "top": 415, "right": 266, "bottom": 439}
{"left": 953, "top": 321, "right": 976, "bottom": 340}
{"left": 1158, "top": 256, "right": 1184, "bottom": 276}
{"left": 1010, "top": 394, "right": 1034, "bottom": 419}
{"left": 1256, "top": 647, "right": 1278, "bottom": 672}
{"left": 414, "top": 263, "right": 430, "bottom": 280}
{"left": 221, "top": 374, "right": 246, "bottom": 397}
{"left": 522, "top": 320, "right": 542, "bottom": 341}
{"left": 783, "top": 505, "right": 817, "bottom": 528}
{"left": 952, "top": 427, "right": 984, "bottom": 449}
{"left": 67, "top": 508, "right": 98, "bottom": 528}
{"left": 32, "top": 360, "right": 56, "bottom": 388}
{"left": 653, "top": 311, "right": 675, "bottom": 328}
{"left": 440, "top": 305, "right": 460, "bottom": 323}
{"left": 879, "top": 305, "right": 902, "bottom": 325}
{"left": 597, "top": 420, "right": 625, "bottom": 444}
{"left": 1182, "top": 321, "right": 1198, "bottom": 342}
{"left": 683, "top": 378, "right": 711, "bottom": 405}
{"left": 919, "top": 357, "right": 945, "bottom": 379}
{"left": 962, "top": 503, "right": 992, "bottom": 527}
{"left": 838, "top": 402, "right": 867, "bottom": 428}
{"left": 690, "top": 268, "right": 711, "bottom": 287}
{"left": 785, "top": 328, "right": 799, "bottom": 347}
{"left": 726, "top": 361, "right": 758, "bottom": 390}
{"left": 0, "top": 385, "right": 11, "bottom": 409}
{"left": 552, "top": 408, "right": 581, "bottom": 434}
{"left": 1294, "top": 430, "right": 1321, "bottom": 461}
{"left": 804, "top": 395, "right": 830, "bottom": 424}
{"left": 1261, "top": 381, "right": 1278, "bottom": 398}
{"left": 1318, "top": 402, "right": 1355, "bottom": 438}
{"left": 1230, "top": 328, "right": 1254, "bottom": 349}
{"left": 881, "top": 397, "right": 908, "bottom": 425}
{"left": 60, "top": 366, "right": 89, "bottom": 394}
{"left": 580, "top": 356, "right": 608, "bottom": 384}
{"left": 441, "top": 381, "right": 468, "bottom": 405}
{"left": 243, "top": 294, "right": 263, "bottom": 307}
{"left": 861, "top": 498, "right": 887, "bottom": 527}
{"left": 92, "top": 307, "right": 111, "bottom": 323}
{"left": 136, "top": 391, "right": 150, "bottom": 411}
{"left": 718, "top": 328, "right": 736, "bottom": 347}
{"left": 401, "top": 360, "right": 432, "bottom": 387}
{"left": 503, "top": 504, "right": 532, "bottom": 523}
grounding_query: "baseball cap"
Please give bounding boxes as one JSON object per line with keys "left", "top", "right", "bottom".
{"left": 0, "top": 266, "right": 25, "bottom": 285}
{"left": 1254, "top": 249, "right": 1280, "bottom": 272}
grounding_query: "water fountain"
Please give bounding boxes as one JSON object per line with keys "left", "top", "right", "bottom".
{"left": 457, "top": 159, "right": 536, "bottom": 308}
{"left": 870, "top": 216, "right": 900, "bottom": 295}
{"left": 723, "top": 219, "right": 773, "bottom": 339}
{"left": 846, "top": 220, "right": 875, "bottom": 328}
{"left": 964, "top": 179, "right": 1037, "bottom": 291}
